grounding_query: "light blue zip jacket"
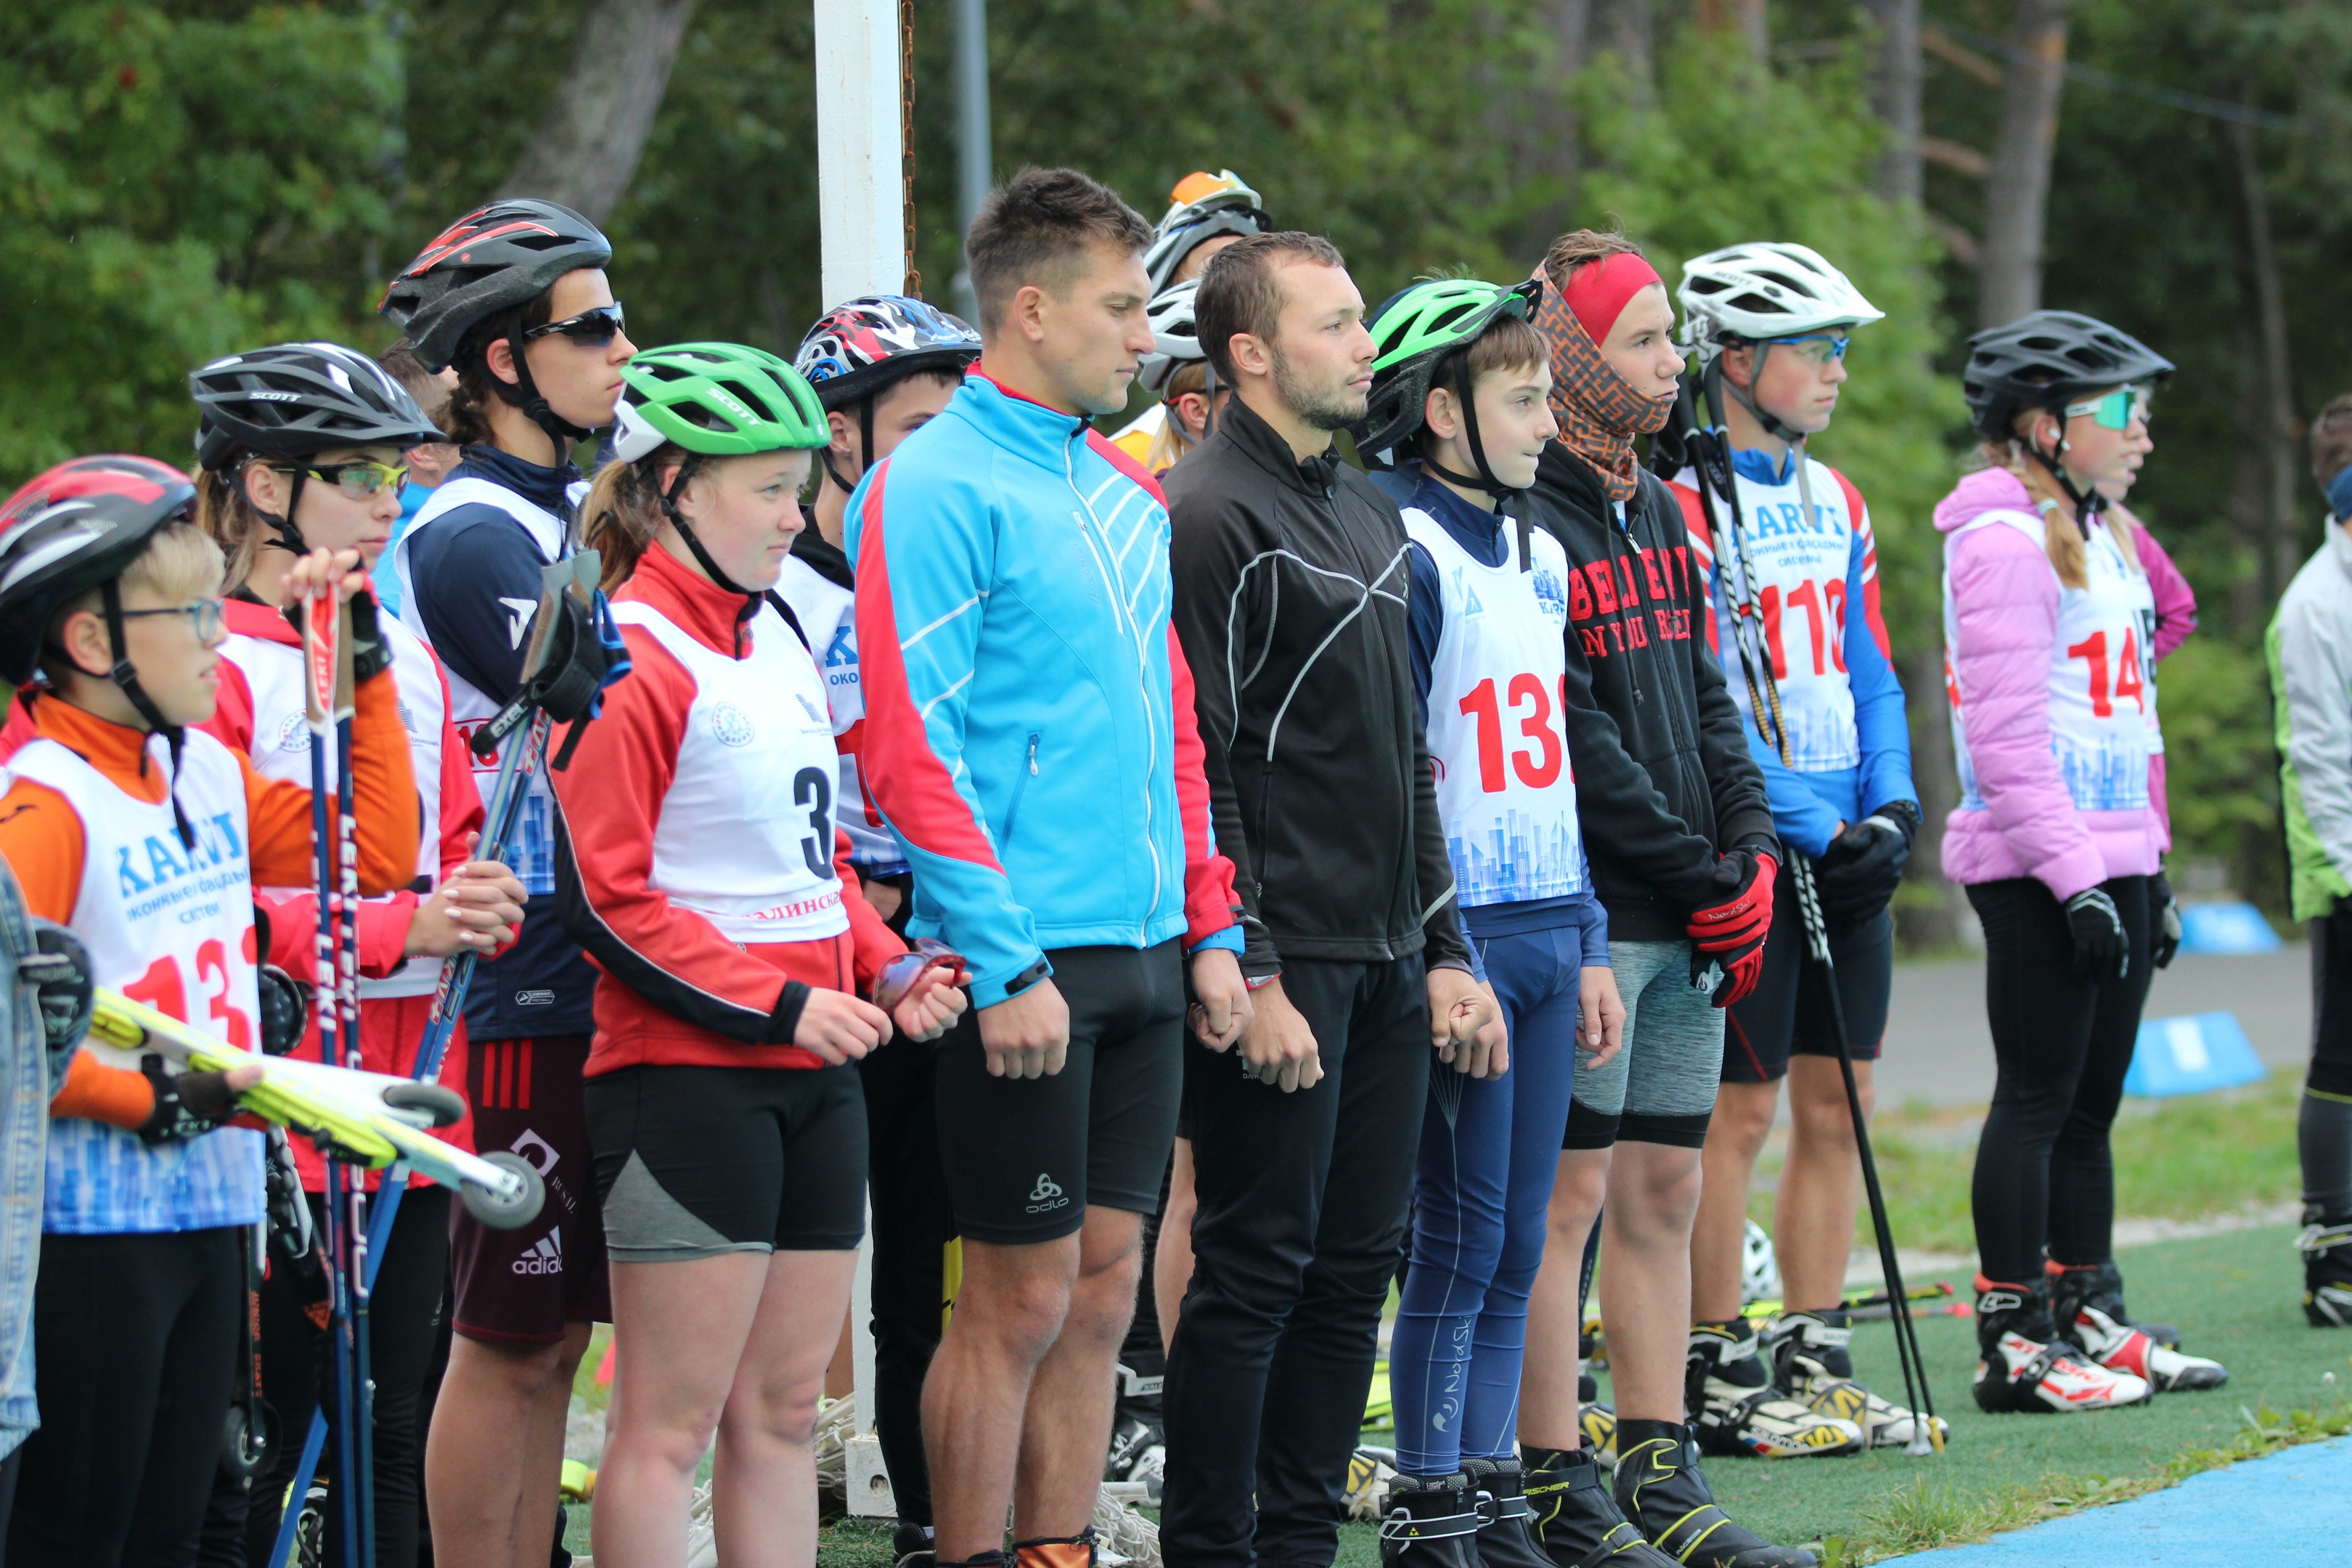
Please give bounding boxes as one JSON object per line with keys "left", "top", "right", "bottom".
{"left": 847, "top": 373, "right": 1241, "bottom": 1008}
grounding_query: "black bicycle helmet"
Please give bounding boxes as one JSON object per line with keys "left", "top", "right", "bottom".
{"left": 378, "top": 200, "right": 613, "bottom": 375}
{"left": 1962, "top": 310, "right": 2175, "bottom": 441}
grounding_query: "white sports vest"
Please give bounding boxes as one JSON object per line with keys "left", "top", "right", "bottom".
{"left": 9, "top": 732, "right": 264, "bottom": 1233}
{"left": 612, "top": 600, "right": 852, "bottom": 944}
{"left": 773, "top": 555, "right": 907, "bottom": 876}
{"left": 1947, "top": 510, "right": 2154, "bottom": 814}
{"left": 1402, "top": 507, "right": 1588, "bottom": 907}
{"left": 221, "top": 617, "right": 447, "bottom": 996}
{"left": 387, "top": 475, "right": 583, "bottom": 899}
{"left": 1685, "top": 457, "right": 1871, "bottom": 772}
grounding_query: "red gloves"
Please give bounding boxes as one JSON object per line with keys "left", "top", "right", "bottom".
{"left": 1687, "top": 849, "right": 1777, "bottom": 1008}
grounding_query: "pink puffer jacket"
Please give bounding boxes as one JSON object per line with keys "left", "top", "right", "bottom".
{"left": 1937, "top": 467, "right": 2166, "bottom": 897}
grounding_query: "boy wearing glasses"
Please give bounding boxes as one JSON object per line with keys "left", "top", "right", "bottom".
{"left": 377, "top": 200, "right": 639, "bottom": 1568}
{"left": 1668, "top": 245, "right": 1934, "bottom": 1451}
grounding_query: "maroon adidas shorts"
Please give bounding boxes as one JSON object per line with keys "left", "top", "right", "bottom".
{"left": 449, "top": 1034, "right": 611, "bottom": 1344}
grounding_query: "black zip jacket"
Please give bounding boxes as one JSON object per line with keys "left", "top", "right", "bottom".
{"left": 1522, "top": 444, "right": 1777, "bottom": 941}
{"left": 1165, "top": 396, "right": 1473, "bottom": 978}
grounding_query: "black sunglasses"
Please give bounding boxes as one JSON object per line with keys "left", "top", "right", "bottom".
{"left": 523, "top": 303, "right": 627, "bottom": 348}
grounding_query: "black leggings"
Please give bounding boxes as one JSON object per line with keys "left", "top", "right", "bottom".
{"left": 9, "top": 1227, "right": 243, "bottom": 1568}
{"left": 243, "top": 1185, "right": 452, "bottom": 1568}
{"left": 2300, "top": 900, "right": 2352, "bottom": 1218}
{"left": 1967, "top": 875, "right": 2154, "bottom": 1284}
{"left": 859, "top": 1031, "right": 953, "bottom": 1527}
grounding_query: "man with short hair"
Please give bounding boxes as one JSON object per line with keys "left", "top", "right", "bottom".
{"left": 851, "top": 166, "right": 1254, "bottom": 1568}
{"left": 1159, "top": 230, "right": 1500, "bottom": 1568}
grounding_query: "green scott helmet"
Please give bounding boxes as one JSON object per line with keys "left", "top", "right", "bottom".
{"left": 1355, "top": 277, "right": 1543, "bottom": 491}
{"left": 610, "top": 341, "right": 829, "bottom": 462}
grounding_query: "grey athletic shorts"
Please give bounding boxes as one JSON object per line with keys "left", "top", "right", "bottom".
{"left": 1564, "top": 938, "right": 1724, "bottom": 1150}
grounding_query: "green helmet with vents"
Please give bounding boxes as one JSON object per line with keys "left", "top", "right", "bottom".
{"left": 1355, "top": 277, "right": 1542, "bottom": 463}
{"left": 610, "top": 342, "right": 829, "bottom": 462}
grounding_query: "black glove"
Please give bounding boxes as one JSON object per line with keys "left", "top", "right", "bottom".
{"left": 19, "top": 920, "right": 93, "bottom": 1069}
{"left": 2150, "top": 870, "right": 2181, "bottom": 970}
{"left": 279, "top": 587, "right": 391, "bottom": 683}
{"left": 1813, "top": 801, "right": 1919, "bottom": 921}
{"left": 136, "top": 1056, "right": 244, "bottom": 1145}
{"left": 2064, "top": 886, "right": 2130, "bottom": 981}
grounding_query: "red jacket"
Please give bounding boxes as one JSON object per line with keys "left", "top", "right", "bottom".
{"left": 550, "top": 546, "right": 907, "bottom": 1075}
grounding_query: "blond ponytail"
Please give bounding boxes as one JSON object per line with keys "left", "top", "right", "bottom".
{"left": 579, "top": 445, "right": 682, "bottom": 594}
{"left": 192, "top": 463, "right": 271, "bottom": 593}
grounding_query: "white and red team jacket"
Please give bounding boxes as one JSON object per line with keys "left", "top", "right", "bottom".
{"left": 205, "top": 595, "right": 480, "bottom": 1187}
{"left": 773, "top": 528, "right": 907, "bottom": 879}
{"left": 547, "top": 544, "right": 909, "bottom": 1078}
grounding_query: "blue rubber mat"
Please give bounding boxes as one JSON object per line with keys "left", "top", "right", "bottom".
{"left": 1879, "top": 1435, "right": 2351, "bottom": 1565}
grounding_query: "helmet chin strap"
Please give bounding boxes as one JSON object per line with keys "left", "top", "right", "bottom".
{"left": 499, "top": 324, "right": 592, "bottom": 465}
{"left": 656, "top": 455, "right": 756, "bottom": 603}
{"left": 93, "top": 579, "right": 197, "bottom": 847}
{"left": 1710, "top": 346, "right": 1808, "bottom": 447}
{"left": 1418, "top": 352, "right": 1534, "bottom": 573}
{"left": 818, "top": 396, "right": 874, "bottom": 499}
{"left": 252, "top": 460, "right": 309, "bottom": 556}
{"left": 2022, "top": 425, "right": 2104, "bottom": 534}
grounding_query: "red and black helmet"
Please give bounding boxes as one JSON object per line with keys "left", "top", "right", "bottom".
{"left": 0, "top": 455, "right": 197, "bottom": 687}
{"left": 379, "top": 199, "right": 613, "bottom": 374}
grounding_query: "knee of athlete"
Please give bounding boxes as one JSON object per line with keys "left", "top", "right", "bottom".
{"left": 964, "top": 1267, "right": 1077, "bottom": 1355}
{"left": 1615, "top": 1153, "right": 1703, "bottom": 1230}
{"left": 1792, "top": 1082, "right": 1867, "bottom": 1148}
{"left": 720, "top": 1379, "right": 825, "bottom": 1449}
{"left": 630, "top": 1400, "right": 730, "bottom": 1474}
{"left": 1716, "top": 1088, "right": 1779, "bottom": 1155}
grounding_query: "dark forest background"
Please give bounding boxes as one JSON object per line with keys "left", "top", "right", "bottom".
{"left": 9, "top": 0, "right": 2351, "bottom": 936}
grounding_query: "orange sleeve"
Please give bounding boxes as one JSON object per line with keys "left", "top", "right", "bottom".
{"left": 0, "top": 779, "right": 158, "bottom": 1128}
{"left": 243, "top": 671, "right": 420, "bottom": 897}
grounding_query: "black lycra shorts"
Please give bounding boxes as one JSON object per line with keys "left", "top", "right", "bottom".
{"left": 583, "top": 1061, "right": 867, "bottom": 1261}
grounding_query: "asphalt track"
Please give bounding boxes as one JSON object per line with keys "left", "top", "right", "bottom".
{"left": 1873, "top": 942, "right": 2310, "bottom": 1111}
{"left": 1879, "top": 1434, "right": 2351, "bottom": 1565}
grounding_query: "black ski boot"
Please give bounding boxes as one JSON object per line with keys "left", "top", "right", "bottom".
{"left": 1522, "top": 1447, "right": 1677, "bottom": 1567}
{"left": 893, "top": 1522, "right": 939, "bottom": 1568}
{"left": 2301, "top": 1212, "right": 2352, "bottom": 1326}
{"left": 1462, "top": 1458, "right": 1556, "bottom": 1568}
{"left": 1612, "top": 1426, "right": 1816, "bottom": 1568}
{"left": 1379, "top": 1471, "right": 1486, "bottom": 1568}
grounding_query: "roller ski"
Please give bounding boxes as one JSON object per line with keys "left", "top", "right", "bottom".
{"left": 1765, "top": 1310, "right": 1948, "bottom": 1450}
{"left": 1377, "top": 1471, "right": 1485, "bottom": 1568}
{"left": 1614, "top": 1429, "right": 1816, "bottom": 1568}
{"left": 87, "top": 986, "right": 544, "bottom": 1229}
{"left": 1969, "top": 1279, "right": 2151, "bottom": 1413}
{"left": 2047, "top": 1262, "right": 2225, "bottom": 1390}
{"left": 1103, "top": 1363, "right": 1165, "bottom": 1498}
{"left": 2299, "top": 1213, "right": 2352, "bottom": 1326}
{"left": 1685, "top": 1320, "right": 1861, "bottom": 1458}
{"left": 1522, "top": 1447, "right": 1677, "bottom": 1567}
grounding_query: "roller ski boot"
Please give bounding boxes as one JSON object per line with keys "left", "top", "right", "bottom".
{"left": 1522, "top": 1447, "right": 1678, "bottom": 1567}
{"left": 2046, "top": 1258, "right": 2178, "bottom": 1347}
{"left": 1970, "top": 1278, "right": 2150, "bottom": 1413}
{"left": 1579, "top": 1402, "right": 1617, "bottom": 1467}
{"left": 1614, "top": 1426, "right": 1816, "bottom": 1567}
{"left": 1378, "top": 1471, "right": 1486, "bottom": 1568}
{"left": 1685, "top": 1320, "right": 1861, "bottom": 1458}
{"left": 1463, "top": 1457, "right": 1559, "bottom": 1568}
{"left": 1765, "top": 1309, "right": 1948, "bottom": 1449}
{"left": 2299, "top": 1212, "right": 2352, "bottom": 1326}
{"left": 894, "top": 1521, "right": 939, "bottom": 1568}
{"left": 2049, "top": 1261, "right": 2225, "bottom": 1392}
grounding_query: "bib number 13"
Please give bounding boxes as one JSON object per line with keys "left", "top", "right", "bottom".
{"left": 1458, "top": 674, "right": 1565, "bottom": 792}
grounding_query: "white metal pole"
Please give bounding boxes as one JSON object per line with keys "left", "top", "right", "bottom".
{"left": 814, "top": 0, "right": 905, "bottom": 1517}
{"left": 951, "top": 0, "right": 992, "bottom": 324}
{"left": 814, "top": 0, "right": 907, "bottom": 304}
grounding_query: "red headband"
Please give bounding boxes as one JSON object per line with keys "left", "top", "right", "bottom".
{"left": 1559, "top": 251, "right": 1665, "bottom": 346}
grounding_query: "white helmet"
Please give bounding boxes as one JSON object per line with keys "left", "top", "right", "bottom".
{"left": 1741, "top": 1220, "right": 1781, "bottom": 1306}
{"left": 1143, "top": 171, "right": 1272, "bottom": 294}
{"left": 1677, "top": 242, "right": 1884, "bottom": 365}
{"left": 1138, "top": 279, "right": 1206, "bottom": 392}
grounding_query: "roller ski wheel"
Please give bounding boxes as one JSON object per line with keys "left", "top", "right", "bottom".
{"left": 1970, "top": 1281, "right": 2150, "bottom": 1413}
{"left": 2047, "top": 1259, "right": 2179, "bottom": 1349}
{"left": 382, "top": 1079, "right": 467, "bottom": 1128}
{"left": 461, "top": 1148, "right": 545, "bottom": 1230}
{"left": 218, "top": 1398, "right": 277, "bottom": 1480}
{"left": 1523, "top": 1447, "right": 1678, "bottom": 1568}
{"left": 1613, "top": 1432, "right": 1816, "bottom": 1568}
{"left": 1377, "top": 1471, "right": 1485, "bottom": 1568}
{"left": 1686, "top": 1320, "right": 1861, "bottom": 1459}
{"left": 1765, "top": 1309, "right": 1948, "bottom": 1450}
{"left": 2298, "top": 1215, "right": 2352, "bottom": 1327}
{"left": 1579, "top": 1402, "right": 1617, "bottom": 1468}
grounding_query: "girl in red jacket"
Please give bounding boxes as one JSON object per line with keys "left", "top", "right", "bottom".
{"left": 189, "top": 340, "right": 528, "bottom": 1566}
{"left": 561, "top": 344, "right": 965, "bottom": 1567}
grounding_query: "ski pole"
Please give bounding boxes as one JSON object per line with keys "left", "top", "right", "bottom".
{"left": 266, "top": 708, "right": 550, "bottom": 1568}
{"left": 1785, "top": 855, "right": 1940, "bottom": 1453}
{"left": 335, "top": 661, "right": 378, "bottom": 1568}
